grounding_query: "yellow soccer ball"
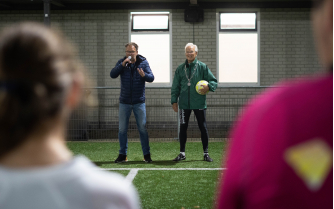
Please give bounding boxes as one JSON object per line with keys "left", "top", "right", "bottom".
{"left": 196, "top": 80, "right": 209, "bottom": 95}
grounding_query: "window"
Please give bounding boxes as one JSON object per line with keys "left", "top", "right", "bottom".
{"left": 220, "top": 13, "right": 257, "bottom": 31}
{"left": 217, "top": 11, "right": 259, "bottom": 85}
{"left": 130, "top": 12, "right": 171, "bottom": 85}
{"left": 132, "top": 14, "right": 169, "bottom": 31}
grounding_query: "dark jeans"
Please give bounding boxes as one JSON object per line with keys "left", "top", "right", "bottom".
{"left": 179, "top": 109, "right": 209, "bottom": 153}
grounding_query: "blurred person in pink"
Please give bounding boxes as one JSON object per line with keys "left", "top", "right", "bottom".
{"left": 0, "top": 22, "right": 140, "bottom": 209}
{"left": 216, "top": 0, "right": 333, "bottom": 208}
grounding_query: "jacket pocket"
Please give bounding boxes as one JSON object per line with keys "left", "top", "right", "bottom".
{"left": 179, "top": 90, "right": 189, "bottom": 109}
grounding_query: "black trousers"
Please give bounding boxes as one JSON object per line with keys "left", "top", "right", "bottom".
{"left": 179, "top": 109, "right": 209, "bottom": 153}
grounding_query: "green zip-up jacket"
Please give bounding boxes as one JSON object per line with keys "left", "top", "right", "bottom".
{"left": 171, "top": 58, "right": 217, "bottom": 109}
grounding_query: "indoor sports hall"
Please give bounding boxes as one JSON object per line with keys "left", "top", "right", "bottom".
{"left": 0, "top": 0, "right": 331, "bottom": 208}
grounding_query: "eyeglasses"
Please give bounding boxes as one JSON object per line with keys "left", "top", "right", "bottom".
{"left": 126, "top": 51, "right": 136, "bottom": 54}
{"left": 186, "top": 51, "right": 196, "bottom": 54}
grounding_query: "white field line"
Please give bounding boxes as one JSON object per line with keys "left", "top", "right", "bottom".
{"left": 125, "top": 168, "right": 139, "bottom": 183}
{"left": 99, "top": 168, "right": 227, "bottom": 171}
{"left": 100, "top": 168, "right": 227, "bottom": 183}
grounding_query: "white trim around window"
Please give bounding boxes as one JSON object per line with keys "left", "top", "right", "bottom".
{"left": 129, "top": 10, "right": 172, "bottom": 87}
{"left": 216, "top": 8, "right": 261, "bottom": 87}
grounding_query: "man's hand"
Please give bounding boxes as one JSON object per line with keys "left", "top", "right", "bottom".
{"left": 122, "top": 57, "right": 131, "bottom": 67}
{"left": 198, "top": 84, "right": 209, "bottom": 95}
{"left": 137, "top": 68, "right": 145, "bottom": 77}
{"left": 172, "top": 103, "right": 178, "bottom": 112}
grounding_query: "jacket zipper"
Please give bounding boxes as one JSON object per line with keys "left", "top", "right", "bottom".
{"left": 130, "top": 65, "right": 133, "bottom": 105}
{"left": 188, "top": 64, "right": 191, "bottom": 109}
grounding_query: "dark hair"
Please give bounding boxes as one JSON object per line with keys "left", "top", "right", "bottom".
{"left": 0, "top": 22, "right": 83, "bottom": 158}
{"left": 125, "top": 42, "right": 138, "bottom": 51}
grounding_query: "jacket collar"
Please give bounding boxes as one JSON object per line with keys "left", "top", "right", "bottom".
{"left": 185, "top": 57, "right": 198, "bottom": 67}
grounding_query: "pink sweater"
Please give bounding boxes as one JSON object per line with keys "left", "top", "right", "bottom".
{"left": 217, "top": 74, "right": 333, "bottom": 209}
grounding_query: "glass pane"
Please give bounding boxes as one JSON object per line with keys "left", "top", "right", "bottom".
{"left": 131, "top": 12, "right": 169, "bottom": 14}
{"left": 133, "top": 15, "right": 169, "bottom": 30}
{"left": 220, "top": 13, "right": 256, "bottom": 30}
{"left": 131, "top": 34, "right": 170, "bottom": 83}
{"left": 219, "top": 33, "right": 258, "bottom": 83}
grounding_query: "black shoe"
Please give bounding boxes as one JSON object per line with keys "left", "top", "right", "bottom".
{"left": 204, "top": 154, "right": 213, "bottom": 162}
{"left": 114, "top": 154, "right": 128, "bottom": 163}
{"left": 173, "top": 153, "right": 186, "bottom": 161}
{"left": 144, "top": 153, "right": 152, "bottom": 163}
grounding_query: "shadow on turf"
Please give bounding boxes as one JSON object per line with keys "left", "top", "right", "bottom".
{"left": 94, "top": 160, "right": 204, "bottom": 166}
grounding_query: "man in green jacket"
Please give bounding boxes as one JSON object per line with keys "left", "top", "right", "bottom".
{"left": 171, "top": 43, "right": 217, "bottom": 162}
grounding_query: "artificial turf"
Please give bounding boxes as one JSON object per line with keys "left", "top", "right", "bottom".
{"left": 66, "top": 141, "right": 227, "bottom": 209}
{"left": 134, "top": 170, "right": 221, "bottom": 209}
{"left": 67, "top": 141, "right": 227, "bottom": 168}
{"left": 111, "top": 170, "right": 129, "bottom": 176}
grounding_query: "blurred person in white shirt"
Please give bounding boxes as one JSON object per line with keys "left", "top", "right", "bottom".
{"left": 0, "top": 22, "right": 140, "bottom": 209}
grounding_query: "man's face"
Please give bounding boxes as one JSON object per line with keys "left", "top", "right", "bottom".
{"left": 185, "top": 46, "right": 198, "bottom": 63}
{"left": 125, "top": 45, "right": 138, "bottom": 59}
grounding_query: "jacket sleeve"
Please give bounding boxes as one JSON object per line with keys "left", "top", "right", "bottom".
{"left": 205, "top": 65, "right": 218, "bottom": 92}
{"left": 141, "top": 60, "right": 154, "bottom": 83}
{"left": 110, "top": 59, "right": 124, "bottom": 79}
{"left": 171, "top": 67, "right": 181, "bottom": 104}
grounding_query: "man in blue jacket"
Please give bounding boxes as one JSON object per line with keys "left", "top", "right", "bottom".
{"left": 110, "top": 42, "right": 154, "bottom": 163}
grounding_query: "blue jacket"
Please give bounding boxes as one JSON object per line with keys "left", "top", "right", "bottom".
{"left": 110, "top": 55, "right": 154, "bottom": 104}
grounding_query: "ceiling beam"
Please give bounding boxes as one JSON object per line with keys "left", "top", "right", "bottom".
{"left": 0, "top": 1, "right": 313, "bottom": 11}
{"left": 51, "top": 0, "right": 65, "bottom": 7}
{"left": 0, "top": 3, "right": 11, "bottom": 9}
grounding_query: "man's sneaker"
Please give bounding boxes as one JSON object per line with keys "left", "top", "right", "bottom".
{"left": 173, "top": 153, "right": 186, "bottom": 161}
{"left": 114, "top": 154, "right": 128, "bottom": 163}
{"left": 143, "top": 153, "right": 152, "bottom": 163}
{"left": 204, "top": 154, "right": 213, "bottom": 162}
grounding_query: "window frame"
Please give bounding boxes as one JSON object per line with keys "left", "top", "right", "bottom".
{"left": 131, "top": 14, "right": 170, "bottom": 32}
{"left": 216, "top": 9, "right": 261, "bottom": 87}
{"left": 129, "top": 11, "right": 173, "bottom": 87}
{"left": 219, "top": 12, "right": 258, "bottom": 32}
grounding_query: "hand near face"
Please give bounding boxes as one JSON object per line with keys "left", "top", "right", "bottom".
{"left": 122, "top": 57, "right": 131, "bottom": 67}
{"left": 198, "top": 84, "right": 209, "bottom": 95}
{"left": 137, "top": 68, "right": 145, "bottom": 77}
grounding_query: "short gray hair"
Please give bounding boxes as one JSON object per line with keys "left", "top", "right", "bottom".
{"left": 185, "top": 43, "right": 198, "bottom": 53}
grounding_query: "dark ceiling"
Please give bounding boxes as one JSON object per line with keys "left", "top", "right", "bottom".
{"left": 0, "top": 0, "right": 313, "bottom": 10}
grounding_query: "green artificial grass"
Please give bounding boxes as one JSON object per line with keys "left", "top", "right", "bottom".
{"left": 67, "top": 141, "right": 227, "bottom": 168}
{"left": 66, "top": 141, "right": 227, "bottom": 209}
{"left": 109, "top": 170, "right": 129, "bottom": 176}
{"left": 134, "top": 170, "right": 221, "bottom": 209}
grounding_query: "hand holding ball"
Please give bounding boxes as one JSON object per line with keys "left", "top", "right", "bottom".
{"left": 196, "top": 80, "right": 209, "bottom": 95}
